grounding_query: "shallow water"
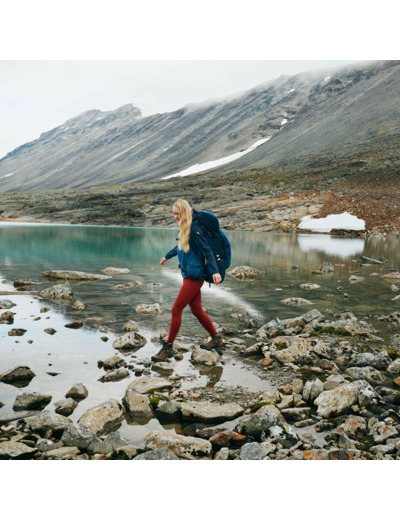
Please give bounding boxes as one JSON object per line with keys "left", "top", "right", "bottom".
{"left": 1, "top": 223, "right": 400, "bottom": 445}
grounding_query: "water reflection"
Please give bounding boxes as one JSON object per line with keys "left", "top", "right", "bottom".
{"left": 298, "top": 235, "right": 365, "bottom": 257}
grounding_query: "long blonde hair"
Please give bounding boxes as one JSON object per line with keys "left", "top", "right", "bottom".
{"left": 174, "top": 199, "right": 192, "bottom": 253}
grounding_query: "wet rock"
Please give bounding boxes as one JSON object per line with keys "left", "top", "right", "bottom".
{"left": 314, "top": 380, "right": 378, "bottom": 418}
{"left": 65, "top": 383, "right": 88, "bottom": 400}
{"left": 135, "top": 303, "right": 162, "bottom": 315}
{"left": 78, "top": 399, "right": 124, "bottom": 436}
{"left": 0, "top": 299, "right": 16, "bottom": 309}
{"left": 102, "top": 355, "right": 127, "bottom": 370}
{"left": 145, "top": 431, "right": 212, "bottom": 460}
{"left": 180, "top": 401, "right": 244, "bottom": 423}
{"left": 390, "top": 284, "right": 399, "bottom": 292}
{"left": 0, "top": 440, "right": 37, "bottom": 460}
{"left": 44, "top": 328, "right": 57, "bottom": 335}
{"left": 228, "top": 266, "right": 262, "bottom": 280}
{"left": 13, "top": 392, "right": 52, "bottom": 411}
{"left": 42, "top": 270, "right": 111, "bottom": 280}
{"left": 133, "top": 448, "right": 179, "bottom": 460}
{"left": 53, "top": 398, "right": 78, "bottom": 416}
{"left": 0, "top": 366, "right": 36, "bottom": 386}
{"left": 87, "top": 431, "right": 127, "bottom": 454}
{"left": 312, "top": 262, "right": 334, "bottom": 275}
{"left": 24, "top": 411, "right": 72, "bottom": 433}
{"left": 281, "top": 297, "right": 313, "bottom": 306}
{"left": 0, "top": 311, "right": 14, "bottom": 323}
{"left": 113, "top": 332, "right": 147, "bottom": 350}
{"left": 102, "top": 267, "right": 130, "bottom": 274}
{"left": 98, "top": 368, "right": 130, "bottom": 383}
{"left": 191, "top": 347, "right": 221, "bottom": 366}
{"left": 300, "top": 283, "right": 321, "bottom": 290}
{"left": 61, "top": 424, "right": 97, "bottom": 448}
{"left": 65, "top": 320, "right": 83, "bottom": 329}
{"left": 72, "top": 300, "right": 87, "bottom": 310}
{"left": 123, "top": 320, "right": 139, "bottom": 332}
{"left": 8, "top": 328, "right": 27, "bottom": 336}
{"left": 237, "top": 404, "right": 283, "bottom": 439}
{"left": 126, "top": 376, "right": 172, "bottom": 394}
{"left": 40, "top": 282, "right": 73, "bottom": 300}
{"left": 147, "top": 282, "right": 164, "bottom": 288}
{"left": 122, "top": 390, "right": 153, "bottom": 419}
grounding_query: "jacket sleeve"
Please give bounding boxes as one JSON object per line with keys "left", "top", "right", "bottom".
{"left": 165, "top": 245, "right": 178, "bottom": 260}
{"left": 191, "top": 223, "right": 219, "bottom": 276}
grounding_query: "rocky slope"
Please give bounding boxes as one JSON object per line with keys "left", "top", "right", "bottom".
{"left": 1, "top": 61, "right": 399, "bottom": 194}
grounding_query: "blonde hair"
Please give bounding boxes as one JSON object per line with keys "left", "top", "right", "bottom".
{"left": 174, "top": 199, "right": 192, "bottom": 253}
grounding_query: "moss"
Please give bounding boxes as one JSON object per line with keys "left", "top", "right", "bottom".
{"left": 309, "top": 326, "right": 351, "bottom": 337}
{"left": 251, "top": 401, "right": 273, "bottom": 413}
{"left": 149, "top": 395, "right": 167, "bottom": 409}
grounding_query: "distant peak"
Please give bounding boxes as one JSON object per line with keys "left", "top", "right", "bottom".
{"left": 112, "top": 104, "right": 142, "bottom": 118}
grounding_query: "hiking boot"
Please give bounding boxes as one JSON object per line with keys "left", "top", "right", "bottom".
{"left": 151, "top": 341, "right": 175, "bottom": 362}
{"left": 200, "top": 334, "right": 225, "bottom": 351}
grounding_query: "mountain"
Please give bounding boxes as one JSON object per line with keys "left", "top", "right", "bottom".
{"left": 1, "top": 60, "right": 399, "bottom": 193}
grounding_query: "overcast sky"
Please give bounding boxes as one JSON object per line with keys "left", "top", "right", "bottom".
{"left": 0, "top": 60, "right": 367, "bottom": 159}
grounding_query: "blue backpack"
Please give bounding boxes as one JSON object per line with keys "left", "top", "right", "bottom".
{"left": 193, "top": 210, "right": 231, "bottom": 283}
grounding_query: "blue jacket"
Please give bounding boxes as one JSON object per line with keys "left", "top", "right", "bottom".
{"left": 164, "top": 211, "right": 219, "bottom": 279}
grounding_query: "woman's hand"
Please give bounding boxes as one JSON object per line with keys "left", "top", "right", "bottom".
{"left": 160, "top": 257, "right": 168, "bottom": 266}
{"left": 213, "top": 273, "right": 222, "bottom": 285}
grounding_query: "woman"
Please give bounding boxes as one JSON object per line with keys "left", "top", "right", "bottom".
{"left": 151, "top": 199, "right": 225, "bottom": 362}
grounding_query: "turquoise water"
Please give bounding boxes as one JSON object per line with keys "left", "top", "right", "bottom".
{"left": 1, "top": 223, "right": 400, "bottom": 445}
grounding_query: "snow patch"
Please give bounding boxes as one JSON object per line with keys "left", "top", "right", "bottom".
{"left": 287, "top": 88, "right": 295, "bottom": 93}
{"left": 324, "top": 76, "right": 331, "bottom": 82}
{"left": 163, "top": 136, "right": 272, "bottom": 179}
{"left": 2, "top": 173, "right": 14, "bottom": 178}
{"left": 281, "top": 118, "right": 288, "bottom": 126}
{"left": 298, "top": 212, "right": 366, "bottom": 232}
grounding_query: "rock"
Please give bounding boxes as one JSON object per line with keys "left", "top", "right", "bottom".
{"left": 281, "top": 297, "right": 313, "bottom": 306}
{"left": 302, "top": 379, "right": 324, "bottom": 403}
{"left": 42, "top": 270, "right": 111, "bottom": 280}
{"left": 87, "top": 431, "right": 127, "bottom": 454}
{"left": 156, "top": 400, "right": 181, "bottom": 419}
{"left": 44, "top": 328, "right": 57, "bottom": 335}
{"left": 214, "top": 447, "right": 230, "bottom": 460}
{"left": 112, "top": 332, "right": 147, "bottom": 350}
{"left": 323, "top": 374, "right": 346, "bottom": 390}
{"left": 65, "top": 383, "right": 88, "bottom": 400}
{"left": 369, "top": 421, "right": 398, "bottom": 443}
{"left": 208, "top": 430, "right": 247, "bottom": 448}
{"left": 345, "top": 367, "right": 385, "bottom": 385}
{"left": 0, "top": 411, "right": 40, "bottom": 424}
{"left": 133, "top": 448, "right": 180, "bottom": 460}
{"left": 0, "top": 299, "right": 16, "bottom": 309}
{"left": 126, "top": 376, "right": 173, "bottom": 394}
{"left": 0, "top": 366, "right": 36, "bottom": 386}
{"left": 270, "top": 336, "right": 329, "bottom": 365}
{"left": 145, "top": 431, "right": 212, "bottom": 460}
{"left": 391, "top": 295, "right": 400, "bottom": 302}
{"left": 390, "top": 284, "right": 400, "bottom": 292}
{"left": 123, "top": 320, "right": 139, "bottom": 332}
{"left": 122, "top": 390, "right": 153, "bottom": 419}
{"left": 0, "top": 440, "right": 37, "bottom": 459}
{"left": 36, "top": 439, "right": 60, "bottom": 452}
{"left": 111, "top": 445, "right": 141, "bottom": 460}
{"left": 135, "top": 303, "right": 162, "bottom": 315}
{"left": 40, "top": 282, "right": 73, "bottom": 300}
{"left": 314, "top": 380, "right": 377, "bottom": 418}
{"left": 61, "top": 424, "right": 98, "bottom": 448}
{"left": 191, "top": 347, "right": 221, "bottom": 366}
{"left": 281, "top": 407, "right": 311, "bottom": 422}
{"left": 98, "top": 368, "right": 130, "bottom": 383}
{"left": 65, "top": 320, "right": 83, "bottom": 329}
{"left": 78, "top": 400, "right": 124, "bottom": 436}
{"left": 361, "top": 256, "right": 384, "bottom": 265}
{"left": 312, "top": 262, "right": 334, "bottom": 274}
{"left": 72, "top": 300, "right": 87, "bottom": 310}
{"left": 44, "top": 446, "right": 80, "bottom": 459}
{"left": 387, "top": 358, "right": 400, "bottom": 374}
{"left": 349, "top": 275, "right": 364, "bottom": 283}
{"left": 24, "top": 411, "right": 72, "bottom": 433}
{"left": 53, "top": 398, "right": 78, "bottom": 416}
{"left": 240, "top": 442, "right": 263, "bottom": 460}
{"left": 334, "top": 415, "right": 367, "bottom": 438}
{"left": 180, "top": 401, "right": 244, "bottom": 423}
{"left": 0, "top": 311, "right": 14, "bottom": 323}
{"left": 300, "top": 283, "right": 321, "bottom": 290}
{"left": 102, "top": 355, "right": 127, "bottom": 370}
{"left": 227, "top": 266, "right": 262, "bottom": 280}
{"left": 102, "top": 267, "right": 130, "bottom": 274}
{"left": 147, "top": 282, "right": 164, "bottom": 288}
{"left": 237, "top": 404, "right": 283, "bottom": 439}
{"left": 382, "top": 272, "right": 400, "bottom": 280}
{"left": 8, "top": 328, "right": 27, "bottom": 336}
{"left": 13, "top": 392, "right": 52, "bottom": 411}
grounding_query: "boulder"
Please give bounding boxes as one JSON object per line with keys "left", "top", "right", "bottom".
{"left": 0, "top": 366, "right": 36, "bottom": 386}
{"left": 113, "top": 332, "right": 147, "bottom": 350}
{"left": 314, "top": 380, "right": 377, "bottom": 418}
{"left": 0, "top": 311, "right": 14, "bottom": 323}
{"left": 270, "top": 336, "right": 329, "bottom": 365}
{"left": 180, "top": 401, "right": 244, "bottom": 423}
{"left": 237, "top": 404, "right": 283, "bottom": 439}
{"left": 122, "top": 389, "right": 153, "bottom": 419}
{"left": 65, "top": 383, "right": 88, "bottom": 400}
{"left": 344, "top": 367, "right": 385, "bottom": 385}
{"left": 102, "top": 355, "right": 127, "bottom": 370}
{"left": 191, "top": 347, "right": 221, "bottom": 366}
{"left": 135, "top": 303, "right": 162, "bottom": 315}
{"left": 61, "top": 424, "right": 97, "bottom": 448}
{"left": 13, "top": 392, "right": 52, "bottom": 411}
{"left": 78, "top": 399, "right": 124, "bottom": 436}
{"left": 227, "top": 266, "right": 262, "bottom": 280}
{"left": 302, "top": 379, "right": 324, "bottom": 402}
{"left": 240, "top": 442, "right": 263, "bottom": 460}
{"left": 53, "top": 398, "right": 78, "bottom": 416}
{"left": 145, "top": 431, "right": 212, "bottom": 460}
{"left": 387, "top": 358, "right": 400, "bottom": 374}
{"left": 40, "top": 282, "right": 73, "bottom": 300}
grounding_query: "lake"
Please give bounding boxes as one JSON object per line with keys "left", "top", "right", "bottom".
{"left": 1, "top": 222, "right": 400, "bottom": 445}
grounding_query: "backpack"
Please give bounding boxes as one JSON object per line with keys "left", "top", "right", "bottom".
{"left": 193, "top": 210, "right": 231, "bottom": 283}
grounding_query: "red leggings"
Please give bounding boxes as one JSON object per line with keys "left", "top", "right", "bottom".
{"left": 167, "top": 278, "right": 217, "bottom": 343}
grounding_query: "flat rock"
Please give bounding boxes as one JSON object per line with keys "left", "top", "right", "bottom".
{"left": 77, "top": 399, "right": 124, "bottom": 436}
{"left": 13, "top": 392, "right": 52, "bottom": 411}
{"left": 126, "top": 376, "right": 172, "bottom": 394}
{"left": 0, "top": 411, "right": 40, "bottom": 424}
{"left": 102, "top": 267, "right": 130, "bottom": 274}
{"left": 281, "top": 297, "right": 313, "bottom": 306}
{"left": 145, "top": 431, "right": 212, "bottom": 459}
{"left": 24, "top": 410, "right": 72, "bottom": 432}
{"left": 345, "top": 366, "right": 385, "bottom": 385}
{"left": 0, "top": 440, "right": 37, "bottom": 459}
{"left": 270, "top": 336, "right": 329, "bottom": 365}
{"left": 0, "top": 366, "right": 36, "bottom": 385}
{"left": 45, "top": 446, "right": 80, "bottom": 459}
{"left": 98, "top": 368, "right": 130, "bottom": 383}
{"left": 42, "top": 270, "right": 111, "bottom": 280}
{"left": 180, "top": 401, "right": 244, "bottom": 423}
{"left": 113, "top": 332, "right": 147, "bottom": 350}
{"left": 8, "top": 328, "right": 27, "bottom": 336}
{"left": 65, "top": 320, "right": 83, "bottom": 329}
{"left": 209, "top": 430, "right": 247, "bottom": 448}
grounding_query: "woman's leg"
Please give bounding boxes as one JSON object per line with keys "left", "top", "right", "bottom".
{"left": 189, "top": 283, "right": 218, "bottom": 336}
